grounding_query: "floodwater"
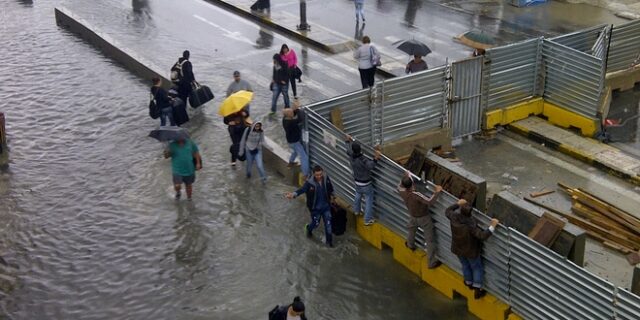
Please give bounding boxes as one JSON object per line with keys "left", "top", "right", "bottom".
{"left": 0, "top": 1, "right": 475, "bottom": 319}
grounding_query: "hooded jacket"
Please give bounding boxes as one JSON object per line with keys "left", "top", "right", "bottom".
{"left": 238, "top": 121, "right": 263, "bottom": 156}
{"left": 346, "top": 140, "right": 377, "bottom": 184}
{"left": 294, "top": 173, "right": 334, "bottom": 212}
{"left": 445, "top": 204, "right": 493, "bottom": 259}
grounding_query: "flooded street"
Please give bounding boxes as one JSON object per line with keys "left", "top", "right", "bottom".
{"left": 0, "top": 1, "right": 475, "bottom": 318}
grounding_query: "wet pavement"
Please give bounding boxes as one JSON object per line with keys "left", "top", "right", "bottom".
{"left": 0, "top": 0, "right": 476, "bottom": 318}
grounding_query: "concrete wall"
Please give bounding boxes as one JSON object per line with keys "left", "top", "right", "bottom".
{"left": 54, "top": 7, "right": 298, "bottom": 183}
{"left": 488, "top": 191, "right": 587, "bottom": 266}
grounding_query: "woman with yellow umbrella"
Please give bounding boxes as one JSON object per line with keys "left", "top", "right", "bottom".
{"left": 219, "top": 90, "right": 253, "bottom": 168}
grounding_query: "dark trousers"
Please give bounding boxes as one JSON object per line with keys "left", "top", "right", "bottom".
{"left": 358, "top": 67, "right": 376, "bottom": 89}
{"left": 289, "top": 72, "right": 297, "bottom": 97}
{"left": 407, "top": 215, "right": 439, "bottom": 268}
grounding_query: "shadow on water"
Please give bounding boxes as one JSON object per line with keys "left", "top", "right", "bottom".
{"left": 255, "top": 27, "right": 274, "bottom": 49}
{"left": 173, "top": 203, "right": 208, "bottom": 269}
{"left": 403, "top": 0, "right": 422, "bottom": 28}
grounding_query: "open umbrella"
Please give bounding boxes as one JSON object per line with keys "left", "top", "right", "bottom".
{"left": 148, "top": 126, "right": 189, "bottom": 142}
{"left": 456, "top": 31, "right": 496, "bottom": 49}
{"left": 392, "top": 39, "right": 432, "bottom": 56}
{"left": 218, "top": 90, "right": 253, "bottom": 117}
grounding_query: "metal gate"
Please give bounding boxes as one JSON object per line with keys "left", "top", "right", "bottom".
{"left": 450, "top": 56, "right": 484, "bottom": 138}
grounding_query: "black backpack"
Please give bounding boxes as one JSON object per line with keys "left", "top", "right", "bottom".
{"left": 148, "top": 92, "right": 160, "bottom": 119}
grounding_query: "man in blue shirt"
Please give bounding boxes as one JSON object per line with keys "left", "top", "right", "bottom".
{"left": 286, "top": 165, "right": 335, "bottom": 247}
{"left": 164, "top": 137, "right": 202, "bottom": 200}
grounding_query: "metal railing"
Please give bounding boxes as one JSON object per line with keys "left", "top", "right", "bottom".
{"left": 303, "top": 107, "right": 640, "bottom": 319}
{"left": 607, "top": 19, "right": 640, "bottom": 73}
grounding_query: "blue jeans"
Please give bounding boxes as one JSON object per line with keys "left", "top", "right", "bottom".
{"left": 245, "top": 149, "right": 266, "bottom": 181}
{"left": 355, "top": 3, "right": 365, "bottom": 20}
{"left": 271, "top": 82, "right": 290, "bottom": 112}
{"left": 354, "top": 183, "right": 374, "bottom": 222}
{"left": 160, "top": 107, "right": 175, "bottom": 126}
{"left": 309, "top": 207, "right": 332, "bottom": 245}
{"left": 459, "top": 256, "right": 484, "bottom": 288}
{"left": 288, "top": 141, "right": 310, "bottom": 176}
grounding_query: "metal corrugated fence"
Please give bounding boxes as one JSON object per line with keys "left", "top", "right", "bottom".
{"left": 450, "top": 57, "right": 483, "bottom": 138}
{"left": 509, "top": 230, "right": 616, "bottom": 320}
{"left": 380, "top": 68, "right": 447, "bottom": 143}
{"left": 542, "top": 39, "right": 604, "bottom": 119}
{"left": 550, "top": 24, "right": 607, "bottom": 54}
{"left": 482, "top": 38, "right": 541, "bottom": 111}
{"left": 607, "top": 19, "right": 640, "bottom": 72}
{"left": 306, "top": 90, "right": 374, "bottom": 145}
{"left": 304, "top": 107, "right": 640, "bottom": 319}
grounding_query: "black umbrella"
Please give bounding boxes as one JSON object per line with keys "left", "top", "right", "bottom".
{"left": 148, "top": 126, "right": 189, "bottom": 142}
{"left": 393, "top": 39, "right": 432, "bottom": 56}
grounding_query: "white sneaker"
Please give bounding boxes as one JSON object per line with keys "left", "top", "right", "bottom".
{"left": 364, "top": 219, "right": 375, "bottom": 226}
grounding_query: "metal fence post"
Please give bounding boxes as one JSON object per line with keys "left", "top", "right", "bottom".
{"left": 297, "top": 0, "right": 310, "bottom": 31}
{"left": 0, "top": 112, "right": 8, "bottom": 167}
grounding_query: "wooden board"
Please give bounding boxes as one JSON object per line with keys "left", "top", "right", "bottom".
{"left": 330, "top": 108, "right": 344, "bottom": 131}
{"left": 530, "top": 190, "right": 555, "bottom": 198}
{"left": 404, "top": 148, "right": 427, "bottom": 175}
{"left": 528, "top": 212, "right": 566, "bottom": 248}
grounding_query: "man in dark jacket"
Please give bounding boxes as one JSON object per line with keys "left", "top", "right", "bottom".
{"left": 268, "top": 296, "right": 306, "bottom": 320}
{"left": 286, "top": 165, "right": 335, "bottom": 247}
{"left": 172, "top": 50, "right": 195, "bottom": 105}
{"left": 345, "top": 135, "right": 380, "bottom": 225}
{"left": 270, "top": 54, "right": 290, "bottom": 116}
{"left": 282, "top": 103, "right": 309, "bottom": 176}
{"left": 150, "top": 77, "right": 175, "bottom": 126}
{"left": 398, "top": 171, "right": 443, "bottom": 269}
{"left": 223, "top": 109, "right": 249, "bottom": 168}
{"left": 446, "top": 198, "right": 499, "bottom": 299}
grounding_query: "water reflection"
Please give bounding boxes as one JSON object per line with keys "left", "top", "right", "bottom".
{"left": 404, "top": 0, "right": 422, "bottom": 28}
{"left": 255, "top": 27, "right": 274, "bottom": 49}
{"left": 173, "top": 203, "right": 208, "bottom": 269}
{"left": 16, "top": 0, "right": 33, "bottom": 7}
{"left": 354, "top": 21, "right": 365, "bottom": 41}
{"left": 132, "top": 0, "right": 150, "bottom": 15}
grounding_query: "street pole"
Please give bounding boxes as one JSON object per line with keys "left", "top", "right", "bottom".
{"left": 0, "top": 113, "right": 8, "bottom": 168}
{"left": 297, "top": 0, "right": 310, "bottom": 31}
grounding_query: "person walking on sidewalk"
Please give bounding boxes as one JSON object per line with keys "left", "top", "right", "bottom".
{"left": 270, "top": 54, "right": 291, "bottom": 116}
{"left": 226, "top": 70, "right": 253, "bottom": 113}
{"left": 398, "top": 171, "right": 443, "bottom": 269}
{"left": 355, "top": 0, "right": 365, "bottom": 22}
{"left": 446, "top": 198, "right": 499, "bottom": 299}
{"left": 280, "top": 44, "right": 300, "bottom": 99}
{"left": 224, "top": 108, "right": 249, "bottom": 168}
{"left": 239, "top": 121, "right": 267, "bottom": 183}
{"left": 345, "top": 135, "right": 380, "bottom": 226}
{"left": 164, "top": 137, "right": 202, "bottom": 200}
{"left": 282, "top": 104, "right": 309, "bottom": 177}
{"left": 151, "top": 77, "right": 175, "bottom": 126}
{"left": 286, "top": 165, "right": 335, "bottom": 247}
{"left": 405, "top": 55, "right": 428, "bottom": 74}
{"left": 353, "top": 36, "right": 379, "bottom": 89}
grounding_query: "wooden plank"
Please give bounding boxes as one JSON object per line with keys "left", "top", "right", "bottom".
{"left": 572, "top": 202, "right": 640, "bottom": 241}
{"left": 530, "top": 190, "right": 555, "bottom": 198}
{"left": 577, "top": 187, "right": 640, "bottom": 228}
{"left": 528, "top": 212, "right": 565, "bottom": 247}
{"left": 572, "top": 190, "right": 640, "bottom": 234}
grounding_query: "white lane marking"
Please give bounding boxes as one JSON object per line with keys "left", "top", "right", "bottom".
{"left": 193, "top": 14, "right": 256, "bottom": 46}
{"left": 385, "top": 35, "right": 402, "bottom": 44}
{"left": 307, "top": 61, "right": 355, "bottom": 85}
{"left": 323, "top": 57, "right": 359, "bottom": 75}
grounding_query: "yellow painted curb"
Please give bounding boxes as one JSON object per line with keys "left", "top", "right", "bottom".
{"left": 507, "top": 313, "right": 525, "bottom": 320}
{"left": 356, "top": 216, "right": 382, "bottom": 250}
{"left": 485, "top": 109, "right": 504, "bottom": 129}
{"left": 557, "top": 144, "right": 593, "bottom": 164}
{"left": 484, "top": 98, "right": 543, "bottom": 129}
{"left": 543, "top": 102, "right": 598, "bottom": 137}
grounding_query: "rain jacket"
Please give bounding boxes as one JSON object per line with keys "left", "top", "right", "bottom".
{"left": 238, "top": 121, "right": 263, "bottom": 156}
{"left": 282, "top": 109, "right": 303, "bottom": 143}
{"left": 294, "top": 174, "right": 334, "bottom": 212}
{"left": 346, "top": 141, "right": 377, "bottom": 184}
{"left": 272, "top": 56, "right": 289, "bottom": 84}
{"left": 445, "top": 204, "right": 493, "bottom": 259}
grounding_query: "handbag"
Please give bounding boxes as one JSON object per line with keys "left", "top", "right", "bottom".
{"left": 294, "top": 66, "right": 302, "bottom": 80}
{"left": 370, "top": 46, "right": 382, "bottom": 67}
{"left": 148, "top": 93, "right": 160, "bottom": 119}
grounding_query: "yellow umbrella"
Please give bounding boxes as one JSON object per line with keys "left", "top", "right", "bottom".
{"left": 218, "top": 90, "right": 253, "bottom": 117}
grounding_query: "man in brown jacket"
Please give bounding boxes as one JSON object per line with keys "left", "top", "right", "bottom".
{"left": 446, "top": 199, "right": 499, "bottom": 299}
{"left": 398, "top": 171, "right": 443, "bottom": 269}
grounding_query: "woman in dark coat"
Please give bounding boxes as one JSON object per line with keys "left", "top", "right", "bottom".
{"left": 223, "top": 109, "right": 249, "bottom": 167}
{"left": 268, "top": 296, "right": 307, "bottom": 320}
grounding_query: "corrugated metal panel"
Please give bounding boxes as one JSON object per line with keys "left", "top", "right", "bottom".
{"left": 591, "top": 26, "right": 609, "bottom": 60}
{"left": 509, "top": 229, "right": 616, "bottom": 320}
{"left": 615, "top": 288, "right": 640, "bottom": 320}
{"left": 380, "top": 67, "right": 447, "bottom": 143}
{"left": 550, "top": 24, "right": 607, "bottom": 54}
{"left": 607, "top": 19, "right": 640, "bottom": 72}
{"left": 482, "top": 38, "right": 541, "bottom": 111}
{"left": 306, "top": 90, "right": 374, "bottom": 145}
{"left": 451, "top": 57, "right": 483, "bottom": 138}
{"left": 542, "top": 39, "right": 603, "bottom": 119}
